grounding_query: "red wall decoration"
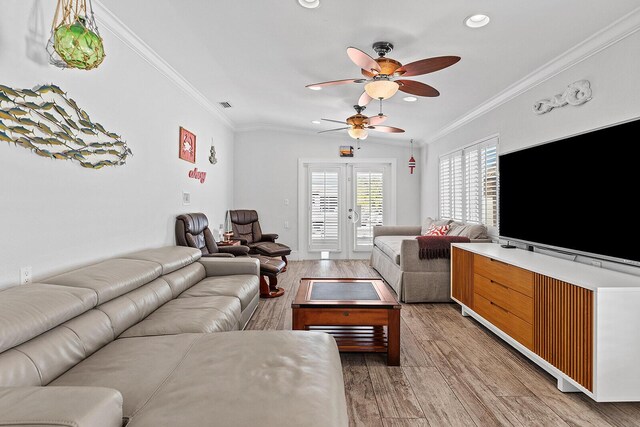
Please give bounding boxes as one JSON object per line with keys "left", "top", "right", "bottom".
{"left": 179, "top": 127, "right": 196, "bottom": 163}
{"left": 188, "top": 168, "right": 206, "bottom": 184}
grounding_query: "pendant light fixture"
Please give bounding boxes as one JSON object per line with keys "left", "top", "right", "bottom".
{"left": 408, "top": 139, "right": 416, "bottom": 174}
{"left": 47, "top": 0, "right": 105, "bottom": 70}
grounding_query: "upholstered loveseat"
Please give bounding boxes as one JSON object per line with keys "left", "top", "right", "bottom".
{"left": 0, "top": 247, "right": 348, "bottom": 426}
{"left": 371, "top": 218, "right": 491, "bottom": 303}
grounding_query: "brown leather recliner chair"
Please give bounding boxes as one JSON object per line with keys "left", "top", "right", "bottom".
{"left": 229, "top": 210, "right": 292, "bottom": 268}
{"left": 176, "top": 213, "right": 286, "bottom": 298}
{"left": 175, "top": 213, "right": 250, "bottom": 258}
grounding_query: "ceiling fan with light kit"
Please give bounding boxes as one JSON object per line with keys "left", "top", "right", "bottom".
{"left": 306, "top": 42, "right": 460, "bottom": 104}
{"left": 318, "top": 104, "right": 404, "bottom": 143}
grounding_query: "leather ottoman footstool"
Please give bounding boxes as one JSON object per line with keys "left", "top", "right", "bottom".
{"left": 252, "top": 242, "right": 292, "bottom": 271}
{"left": 254, "top": 255, "right": 286, "bottom": 298}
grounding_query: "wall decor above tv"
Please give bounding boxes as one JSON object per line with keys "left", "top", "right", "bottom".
{"left": 499, "top": 117, "right": 639, "bottom": 265}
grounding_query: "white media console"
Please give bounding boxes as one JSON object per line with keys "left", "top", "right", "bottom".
{"left": 451, "top": 242, "right": 640, "bottom": 402}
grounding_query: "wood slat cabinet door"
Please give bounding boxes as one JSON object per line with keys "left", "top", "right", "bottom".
{"left": 534, "top": 274, "right": 594, "bottom": 392}
{"left": 451, "top": 247, "right": 474, "bottom": 308}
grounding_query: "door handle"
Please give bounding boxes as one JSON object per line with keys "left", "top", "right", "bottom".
{"left": 348, "top": 208, "right": 360, "bottom": 224}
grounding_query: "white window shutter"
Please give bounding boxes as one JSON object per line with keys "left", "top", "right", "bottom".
{"left": 309, "top": 169, "right": 340, "bottom": 250}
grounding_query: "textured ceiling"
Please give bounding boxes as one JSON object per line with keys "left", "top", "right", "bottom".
{"left": 102, "top": 0, "right": 639, "bottom": 144}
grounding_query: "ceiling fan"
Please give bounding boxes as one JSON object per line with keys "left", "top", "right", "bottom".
{"left": 306, "top": 42, "right": 460, "bottom": 105}
{"left": 319, "top": 105, "right": 405, "bottom": 140}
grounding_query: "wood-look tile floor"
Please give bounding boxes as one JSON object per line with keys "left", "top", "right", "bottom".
{"left": 246, "top": 260, "right": 640, "bottom": 427}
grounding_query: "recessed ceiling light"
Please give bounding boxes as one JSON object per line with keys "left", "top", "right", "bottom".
{"left": 311, "top": 120, "right": 321, "bottom": 124}
{"left": 308, "top": 85, "right": 322, "bottom": 91}
{"left": 465, "top": 14, "right": 490, "bottom": 28}
{"left": 403, "top": 96, "right": 418, "bottom": 102}
{"left": 298, "top": 0, "right": 320, "bottom": 9}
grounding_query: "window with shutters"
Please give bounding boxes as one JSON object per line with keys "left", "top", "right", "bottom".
{"left": 309, "top": 168, "right": 341, "bottom": 250}
{"left": 439, "top": 137, "right": 498, "bottom": 228}
{"left": 355, "top": 170, "right": 384, "bottom": 248}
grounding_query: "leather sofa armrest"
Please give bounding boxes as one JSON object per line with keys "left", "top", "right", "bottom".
{"left": 198, "top": 257, "right": 260, "bottom": 277}
{"left": 219, "top": 245, "right": 251, "bottom": 256}
{"left": 202, "top": 253, "right": 235, "bottom": 258}
{"left": 0, "top": 386, "right": 123, "bottom": 427}
{"left": 373, "top": 225, "right": 422, "bottom": 239}
{"left": 260, "top": 233, "right": 279, "bottom": 242}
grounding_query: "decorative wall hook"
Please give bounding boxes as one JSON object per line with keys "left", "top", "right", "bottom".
{"left": 533, "top": 80, "right": 592, "bottom": 115}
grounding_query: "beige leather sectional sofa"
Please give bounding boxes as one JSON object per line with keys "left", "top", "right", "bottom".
{"left": 0, "top": 247, "right": 348, "bottom": 427}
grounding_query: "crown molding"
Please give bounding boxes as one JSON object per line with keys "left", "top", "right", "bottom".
{"left": 425, "top": 6, "right": 640, "bottom": 146}
{"left": 236, "top": 124, "right": 421, "bottom": 148}
{"left": 92, "top": 1, "right": 235, "bottom": 130}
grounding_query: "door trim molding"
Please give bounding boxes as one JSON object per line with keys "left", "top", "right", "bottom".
{"left": 297, "top": 158, "right": 397, "bottom": 260}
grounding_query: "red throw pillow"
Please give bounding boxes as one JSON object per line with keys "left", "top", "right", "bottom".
{"left": 424, "top": 224, "right": 450, "bottom": 236}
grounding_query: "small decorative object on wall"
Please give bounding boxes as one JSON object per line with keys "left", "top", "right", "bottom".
{"left": 533, "top": 80, "right": 592, "bottom": 115}
{"left": 179, "top": 127, "right": 196, "bottom": 163}
{"left": 339, "top": 146, "right": 354, "bottom": 157}
{"left": 188, "top": 167, "right": 207, "bottom": 184}
{"left": 209, "top": 139, "right": 217, "bottom": 165}
{"left": 408, "top": 139, "right": 416, "bottom": 174}
{"left": 0, "top": 83, "right": 131, "bottom": 169}
{"left": 47, "top": 0, "right": 105, "bottom": 70}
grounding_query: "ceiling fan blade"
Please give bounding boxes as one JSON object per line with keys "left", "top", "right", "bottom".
{"left": 321, "top": 118, "right": 348, "bottom": 125}
{"left": 368, "top": 125, "right": 405, "bottom": 133}
{"left": 358, "top": 91, "right": 373, "bottom": 107}
{"left": 318, "top": 127, "right": 350, "bottom": 134}
{"left": 396, "top": 56, "right": 461, "bottom": 77}
{"left": 367, "top": 115, "right": 387, "bottom": 125}
{"left": 397, "top": 80, "right": 440, "bottom": 97}
{"left": 347, "top": 47, "right": 381, "bottom": 74}
{"left": 306, "top": 78, "right": 365, "bottom": 89}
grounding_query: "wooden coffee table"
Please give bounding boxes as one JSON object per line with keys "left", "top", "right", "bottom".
{"left": 292, "top": 278, "right": 401, "bottom": 366}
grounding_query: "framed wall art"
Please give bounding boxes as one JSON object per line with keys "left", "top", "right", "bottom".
{"left": 179, "top": 127, "right": 196, "bottom": 163}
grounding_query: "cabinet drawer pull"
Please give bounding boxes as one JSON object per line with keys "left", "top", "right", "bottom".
{"left": 490, "top": 258, "right": 507, "bottom": 265}
{"left": 490, "top": 301, "right": 508, "bottom": 313}
{"left": 490, "top": 279, "right": 509, "bottom": 290}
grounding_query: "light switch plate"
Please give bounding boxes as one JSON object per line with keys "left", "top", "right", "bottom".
{"left": 182, "top": 191, "right": 191, "bottom": 205}
{"left": 284, "top": 221, "right": 290, "bottom": 229}
{"left": 284, "top": 198, "right": 289, "bottom": 206}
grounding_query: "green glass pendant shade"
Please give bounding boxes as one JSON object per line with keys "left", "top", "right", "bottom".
{"left": 54, "top": 20, "right": 105, "bottom": 70}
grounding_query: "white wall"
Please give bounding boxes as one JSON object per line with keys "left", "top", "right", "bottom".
{"left": 0, "top": 0, "right": 234, "bottom": 288}
{"left": 421, "top": 29, "right": 640, "bottom": 219}
{"left": 234, "top": 129, "right": 422, "bottom": 254}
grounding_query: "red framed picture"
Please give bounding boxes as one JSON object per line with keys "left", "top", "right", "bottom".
{"left": 179, "top": 127, "right": 196, "bottom": 163}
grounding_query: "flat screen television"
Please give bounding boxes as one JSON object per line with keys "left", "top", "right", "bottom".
{"left": 499, "top": 117, "right": 640, "bottom": 265}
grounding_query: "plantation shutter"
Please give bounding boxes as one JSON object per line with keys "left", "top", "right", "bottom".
{"left": 439, "top": 152, "right": 464, "bottom": 222}
{"left": 309, "top": 168, "right": 341, "bottom": 250}
{"left": 440, "top": 137, "right": 498, "bottom": 228}
{"left": 355, "top": 170, "right": 384, "bottom": 247}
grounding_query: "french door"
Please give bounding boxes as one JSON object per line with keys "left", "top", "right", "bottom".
{"left": 300, "top": 160, "right": 395, "bottom": 259}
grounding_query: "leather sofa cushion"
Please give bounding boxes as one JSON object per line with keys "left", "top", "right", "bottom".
{"left": 121, "top": 246, "right": 201, "bottom": 275}
{"left": 97, "top": 278, "right": 173, "bottom": 337}
{"left": 161, "top": 263, "right": 206, "bottom": 298}
{"left": 52, "top": 332, "right": 348, "bottom": 427}
{"left": 0, "top": 386, "right": 123, "bottom": 427}
{"left": 0, "top": 283, "right": 97, "bottom": 353}
{"left": 47, "top": 259, "right": 162, "bottom": 304}
{"left": 178, "top": 274, "right": 259, "bottom": 311}
{"left": 119, "top": 296, "right": 241, "bottom": 338}
{"left": 374, "top": 235, "right": 419, "bottom": 265}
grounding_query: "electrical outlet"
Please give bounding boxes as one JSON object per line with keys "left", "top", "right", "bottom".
{"left": 20, "top": 267, "right": 32, "bottom": 285}
{"left": 590, "top": 260, "right": 602, "bottom": 268}
{"left": 182, "top": 191, "right": 191, "bottom": 205}
{"left": 284, "top": 221, "right": 290, "bottom": 229}
{"left": 284, "top": 198, "right": 289, "bottom": 206}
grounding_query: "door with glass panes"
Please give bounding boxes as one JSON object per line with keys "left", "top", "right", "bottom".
{"left": 306, "top": 162, "right": 392, "bottom": 259}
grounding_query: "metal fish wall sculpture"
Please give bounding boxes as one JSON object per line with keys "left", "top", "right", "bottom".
{"left": 0, "top": 83, "right": 131, "bottom": 169}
